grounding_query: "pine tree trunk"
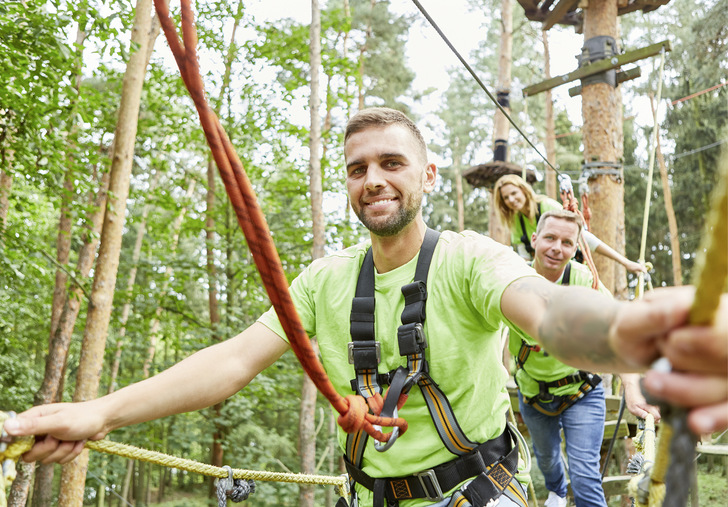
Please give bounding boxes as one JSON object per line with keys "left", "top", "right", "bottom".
{"left": 300, "top": 2, "right": 323, "bottom": 505}
{"left": 582, "top": 0, "right": 626, "bottom": 297}
{"left": 542, "top": 29, "right": 557, "bottom": 200}
{"left": 488, "top": 0, "right": 513, "bottom": 245}
{"left": 58, "top": 0, "right": 155, "bottom": 502}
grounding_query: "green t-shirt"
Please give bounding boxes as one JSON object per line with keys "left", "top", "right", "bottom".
{"left": 507, "top": 260, "right": 611, "bottom": 400}
{"left": 258, "top": 230, "right": 537, "bottom": 506}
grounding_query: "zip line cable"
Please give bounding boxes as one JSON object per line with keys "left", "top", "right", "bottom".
{"left": 673, "top": 138, "right": 728, "bottom": 160}
{"left": 410, "top": 0, "right": 562, "bottom": 178}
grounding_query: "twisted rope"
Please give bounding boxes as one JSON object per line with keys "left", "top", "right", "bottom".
{"left": 637, "top": 147, "right": 728, "bottom": 507}
{"left": 0, "top": 414, "right": 348, "bottom": 500}
{"left": 150, "top": 0, "right": 407, "bottom": 445}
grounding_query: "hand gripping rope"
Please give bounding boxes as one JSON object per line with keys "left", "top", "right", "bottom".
{"left": 0, "top": 411, "right": 348, "bottom": 506}
{"left": 631, "top": 148, "right": 728, "bottom": 507}
{"left": 151, "top": 0, "right": 406, "bottom": 447}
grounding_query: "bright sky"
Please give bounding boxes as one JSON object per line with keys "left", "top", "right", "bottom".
{"left": 243, "top": 0, "right": 592, "bottom": 161}
{"left": 218, "top": 0, "right": 662, "bottom": 172}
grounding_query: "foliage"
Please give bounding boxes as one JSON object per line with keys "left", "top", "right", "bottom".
{"left": 1, "top": 0, "right": 726, "bottom": 505}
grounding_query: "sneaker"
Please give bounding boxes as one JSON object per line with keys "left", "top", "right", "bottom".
{"left": 544, "top": 491, "right": 567, "bottom": 507}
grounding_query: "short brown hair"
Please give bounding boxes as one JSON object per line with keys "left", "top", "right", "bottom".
{"left": 535, "top": 209, "right": 583, "bottom": 237}
{"left": 344, "top": 107, "right": 427, "bottom": 161}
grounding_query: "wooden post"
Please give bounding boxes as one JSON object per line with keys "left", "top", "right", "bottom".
{"left": 581, "top": 0, "right": 626, "bottom": 297}
{"left": 488, "top": 0, "right": 514, "bottom": 245}
{"left": 542, "top": 29, "right": 557, "bottom": 199}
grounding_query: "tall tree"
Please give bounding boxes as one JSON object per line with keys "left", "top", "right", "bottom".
{"left": 300, "top": 1, "right": 323, "bottom": 506}
{"left": 58, "top": 0, "right": 157, "bottom": 502}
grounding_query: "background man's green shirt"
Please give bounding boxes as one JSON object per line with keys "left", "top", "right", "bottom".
{"left": 259, "top": 230, "right": 537, "bottom": 506}
{"left": 507, "top": 260, "right": 611, "bottom": 400}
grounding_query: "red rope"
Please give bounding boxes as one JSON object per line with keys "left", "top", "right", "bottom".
{"left": 152, "top": 0, "right": 406, "bottom": 443}
{"left": 560, "top": 189, "right": 600, "bottom": 290}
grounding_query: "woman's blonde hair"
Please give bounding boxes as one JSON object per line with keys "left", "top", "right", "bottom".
{"left": 493, "top": 174, "right": 540, "bottom": 226}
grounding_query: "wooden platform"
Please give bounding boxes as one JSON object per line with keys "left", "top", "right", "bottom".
{"left": 515, "top": 0, "right": 672, "bottom": 32}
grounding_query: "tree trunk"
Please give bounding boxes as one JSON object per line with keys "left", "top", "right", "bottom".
{"left": 542, "top": 29, "right": 557, "bottom": 200}
{"left": 650, "top": 94, "right": 682, "bottom": 286}
{"left": 19, "top": 167, "right": 110, "bottom": 507}
{"left": 582, "top": 0, "right": 625, "bottom": 297}
{"left": 300, "top": 2, "right": 323, "bottom": 506}
{"left": 58, "top": 0, "right": 155, "bottom": 502}
{"left": 205, "top": 2, "right": 244, "bottom": 496}
{"left": 488, "top": 0, "right": 513, "bottom": 245}
{"left": 0, "top": 168, "right": 13, "bottom": 233}
{"left": 6, "top": 461, "right": 33, "bottom": 507}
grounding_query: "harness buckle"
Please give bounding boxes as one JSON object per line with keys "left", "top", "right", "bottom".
{"left": 348, "top": 341, "right": 380, "bottom": 366}
{"left": 413, "top": 469, "right": 444, "bottom": 502}
{"left": 397, "top": 322, "right": 427, "bottom": 356}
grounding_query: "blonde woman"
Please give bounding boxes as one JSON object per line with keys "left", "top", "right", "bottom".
{"left": 493, "top": 174, "right": 645, "bottom": 273}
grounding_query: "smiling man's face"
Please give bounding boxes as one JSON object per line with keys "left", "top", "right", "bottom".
{"left": 531, "top": 217, "right": 580, "bottom": 280}
{"left": 344, "top": 124, "right": 434, "bottom": 237}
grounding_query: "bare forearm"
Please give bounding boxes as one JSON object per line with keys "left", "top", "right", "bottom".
{"left": 538, "top": 285, "right": 629, "bottom": 371}
{"left": 502, "top": 278, "right": 631, "bottom": 372}
{"left": 101, "top": 322, "right": 288, "bottom": 433}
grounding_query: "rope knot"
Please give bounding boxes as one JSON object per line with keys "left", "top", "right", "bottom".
{"left": 337, "top": 395, "right": 368, "bottom": 434}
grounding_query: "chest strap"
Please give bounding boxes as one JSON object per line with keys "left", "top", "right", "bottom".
{"left": 344, "top": 425, "right": 519, "bottom": 506}
{"left": 346, "top": 229, "right": 516, "bottom": 506}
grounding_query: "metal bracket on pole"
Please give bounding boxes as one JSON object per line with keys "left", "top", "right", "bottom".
{"left": 581, "top": 161, "right": 624, "bottom": 183}
{"left": 522, "top": 40, "right": 672, "bottom": 97}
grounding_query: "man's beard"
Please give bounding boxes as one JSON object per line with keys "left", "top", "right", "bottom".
{"left": 355, "top": 194, "right": 422, "bottom": 237}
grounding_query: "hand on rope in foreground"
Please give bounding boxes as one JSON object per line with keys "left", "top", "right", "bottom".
{"left": 609, "top": 287, "right": 728, "bottom": 435}
{"left": 642, "top": 291, "right": 728, "bottom": 435}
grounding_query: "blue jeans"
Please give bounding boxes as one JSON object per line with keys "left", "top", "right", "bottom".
{"left": 518, "top": 384, "right": 607, "bottom": 507}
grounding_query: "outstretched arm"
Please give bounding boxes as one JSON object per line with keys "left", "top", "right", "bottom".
{"left": 502, "top": 279, "right": 699, "bottom": 372}
{"left": 502, "top": 281, "right": 727, "bottom": 433}
{"left": 594, "top": 241, "right": 646, "bottom": 274}
{"left": 621, "top": 373, "right": 661, "bottom": 422}
{"left": 3, "top": 322, "right": 290, "bottom": 464}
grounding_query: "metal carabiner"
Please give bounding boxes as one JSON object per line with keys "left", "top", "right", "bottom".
{"left": 373, "top": 407, "right": 400, "bottom": 452}
{"left": 220, "top": 465, "right": 234, "bottom": 494}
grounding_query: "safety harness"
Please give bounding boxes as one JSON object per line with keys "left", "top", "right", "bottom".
{"left": 518, "top": 202, "right": 542, "bottom": 258}
{"left": 514, "top": 262, "right": 601, "bottom": 417}
{"left": 341, "top": 229, "right": 522, "bottom": 507}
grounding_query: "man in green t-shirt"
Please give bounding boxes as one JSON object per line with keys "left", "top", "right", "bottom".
{"left": 508, "top": 210, "right": 659, "bottom": 507}
{"left": 5, "top": 108, "right": 726, "bottom": 507}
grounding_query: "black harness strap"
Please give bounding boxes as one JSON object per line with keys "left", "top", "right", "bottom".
{"left": 343, "top": 229, "right": 519, "bottom": 507}
{"left": 518, "top": 202, "right": 541, "bottom": 256}
{"left": 344, "top": 426, "right": 520, "bottom": 506}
